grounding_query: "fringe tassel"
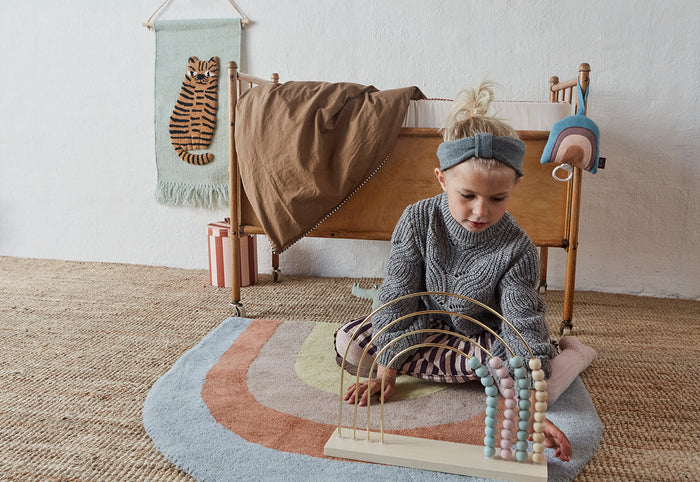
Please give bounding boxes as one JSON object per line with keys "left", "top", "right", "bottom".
{"left": 155, "top": 181, "right": 229, "bottom": 209}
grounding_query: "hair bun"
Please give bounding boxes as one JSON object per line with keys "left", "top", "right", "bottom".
{"left": 441, "top": 81, "right": 518, "bottom": 142}
{"left": 454, "top": 81, "right": 494, "bottom": 119}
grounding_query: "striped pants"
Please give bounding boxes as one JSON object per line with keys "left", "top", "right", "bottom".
{"left": 334, "top": 317, "right": 495, "bottom": 383}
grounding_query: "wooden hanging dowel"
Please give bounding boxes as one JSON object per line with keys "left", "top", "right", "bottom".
{"left": 143, "top": 0, "right": 252, "bottom": 29}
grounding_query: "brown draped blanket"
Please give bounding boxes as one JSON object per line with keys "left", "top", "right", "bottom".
{"left": 235, "top": 81, "right": 425, "bottom": 253}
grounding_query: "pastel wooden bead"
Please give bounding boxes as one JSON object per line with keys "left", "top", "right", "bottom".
{"left": 485, "top": 425, "right": 497, "bottom": 437}
{"left": 500, "top": 438, "right": 513, "bottom": 449}
{"left": 484, "top": 446, "right": 496, "bottom": 458}
{"left": 484, "top": 436, "right": 496, "bottom": 447}
{"left": 486, "top": 396, "right": 499, "bottom": 407}
{"left": 502, "top": 419, "right": 514, "bottom": 430}
{"left": 533, "top": 411, "right": 546, "bottom": 423}
{"left": 532, "top": 452, "right": 546, "bottom": 463}
{"left": 485, "top": 416, "right": 497, "bottom": 427}
{"left": 489, "top": 357, "right": 503, "bottom": 369}
{"left": 514, "top": 367, "right": 527, "bottom": 379}
{"left": 504, "top": 409, "right": 516, "bottom": 420}
{"left": 516, "top": 430, "right": 529, "bottom": 441}
{"left": 481, "top": 376, "right": 494, "bottom": 387}
{"left": 468, "top": 357, "right": 481, "bottom": 370}
{"left": 533, "top": 442, "right": 545, "bottom": 453}
{"left": 519, "top": 409, "right": 530, "bottom": 420}
{"left": 500, "top": 429, "right": 513, "bottom": 441}
{"left": 502, "top": 388, "right": 515, "bottom": 399}
{"left": 534, "top": 380, "right": 547, "bottom": 391}
{"left": 486, "top": 406, "right": 498, "bottom": 418}
{"left": 505, "top": 398, "right": 516, "bottom": 409}
{"left": 510, "top": 356, "right": 523, "bottom": 368}
{"left": 535, "top": 391, "right": 548, "bottom": 401}
{"left": 518, "top": 420, "right": 530, "bottom": 431}
{"left": 516, "top": 450, "right": 529, "bottom": 462}
{"left": 516, "top": 440, "right": 529, "bottom": 451}
{"left": 528, "top": 358, "right": 542, "bottom": 370}
{"left": 475, "top": 366, "right": 489, "bottom": 378}
{"left": 532, "top": 432, "right": 545, "bottom": 443}
{"left": 535, "top": 401, "right": 547, "bottom": 412}
{"left": 499, "top": 376, "right": 513, "bottom": 388}
{"left": 500, "top": 449, "right": 512, "bottom": 460}
{"left": 518, "top": 399, "right": 531, "bottom": 410}
{"left": 531, "top": 369, "right": 545, "bottom": 381}
{"left": 518, "top": 378, "right": 530, "bottom": 389}
{"left": 519, "top": 388, "right": 531, "bottom": 400}
{"left": 533, "top": 422, "right": 545, "bottom": 433}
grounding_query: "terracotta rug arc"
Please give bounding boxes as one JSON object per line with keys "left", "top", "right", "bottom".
{"left": 143, "top": 317, "right": 603, "bottom": 481}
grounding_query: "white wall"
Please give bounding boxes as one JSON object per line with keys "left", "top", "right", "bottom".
{"left": 1, "top": 1, "right": 698, "bottom": 300}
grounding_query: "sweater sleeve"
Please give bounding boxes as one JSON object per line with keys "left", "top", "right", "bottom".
{"left": 372, "top": 206, "right": 431, "bottom": 369}
{"left": 496, "top": 243, "right": 556, "bottom": 379}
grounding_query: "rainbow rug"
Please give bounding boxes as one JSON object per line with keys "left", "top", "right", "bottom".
{"left": 143, "top": 318, "right": 602, "bottom": 480}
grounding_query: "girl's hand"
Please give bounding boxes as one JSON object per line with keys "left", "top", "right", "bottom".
{"left": 538, "top": 418, "right": 573, "bottom": 462}
{"left": 528, "top": 390, "right": 572, "bottom": 461}
{"left": 343, "top": 366, "right": 397, "bottom": 406}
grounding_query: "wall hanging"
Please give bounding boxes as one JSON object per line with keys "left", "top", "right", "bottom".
{"left": 145, "top": 1, "right": 247, "bottom": 208}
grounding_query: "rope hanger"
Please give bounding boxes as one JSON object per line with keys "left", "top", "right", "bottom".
{"left": 143, "top": 0, "right": 251, "bottom": 29}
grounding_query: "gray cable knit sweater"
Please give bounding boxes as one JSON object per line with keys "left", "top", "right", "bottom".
{"left": 373, "top": 193, "right": 556, "bottom": 379}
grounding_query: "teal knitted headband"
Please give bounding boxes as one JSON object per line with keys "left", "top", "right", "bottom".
{"left": 436, "top": 133, "right": 526, "bottom": 176}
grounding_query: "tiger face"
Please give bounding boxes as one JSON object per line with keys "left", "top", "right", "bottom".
{"left": 184, "top": 56, "right": 219, "bottom": 85}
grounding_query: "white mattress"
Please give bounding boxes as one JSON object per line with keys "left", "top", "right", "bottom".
{"left": 402, "top": 99, "right": 572, "bottom": 131}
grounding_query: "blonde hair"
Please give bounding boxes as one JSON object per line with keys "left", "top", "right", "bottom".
{"left": 441, "top": 82, "right": 521, "bottom": 176}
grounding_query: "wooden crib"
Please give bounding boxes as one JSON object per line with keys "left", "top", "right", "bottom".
{"left": 227, "top": 63, "right": 592, "bottom": 335}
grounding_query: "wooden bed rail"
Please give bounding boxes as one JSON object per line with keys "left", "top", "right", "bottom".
{"left": 228, "top": 61, "right": 279, "bottom": 97}
{"left": 549, "top": 63, "right": 590, "bottom": 107}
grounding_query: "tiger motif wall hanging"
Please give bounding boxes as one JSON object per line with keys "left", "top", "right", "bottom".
{"left": 169, "top": 56, "right": 219, "bottom": 165}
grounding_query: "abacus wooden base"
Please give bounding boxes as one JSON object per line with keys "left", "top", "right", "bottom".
{"left": 324, "top": 428, "right": 547, "bottom": 482}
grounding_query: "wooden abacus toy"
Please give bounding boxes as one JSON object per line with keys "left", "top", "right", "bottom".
{"left": 324, "top": 292, "right": 549, "bottom": 482}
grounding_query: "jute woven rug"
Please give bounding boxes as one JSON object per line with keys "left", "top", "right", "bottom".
{"left": 1, "top": 256, "right": 698, "bottom": 480}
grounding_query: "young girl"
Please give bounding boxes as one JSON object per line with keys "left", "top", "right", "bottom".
{"left": 336, "top": 82, "right": 597, "bottom": 462}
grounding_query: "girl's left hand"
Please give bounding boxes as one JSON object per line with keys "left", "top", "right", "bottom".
{"left": 343, "top": 365, "right": 396, "bottom": 406}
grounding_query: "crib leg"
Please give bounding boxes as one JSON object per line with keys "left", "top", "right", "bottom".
{"left": 538, "top": 247, "right": 548, "bottom": 294}
{"left": 229, "top": 226, "right": 246, "bottom": 317}
{"left": 559, "top": 320, "right": 573, "bottom": 336}
{"left": 272, "top": 252, "right": 281, "bottom": 282}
